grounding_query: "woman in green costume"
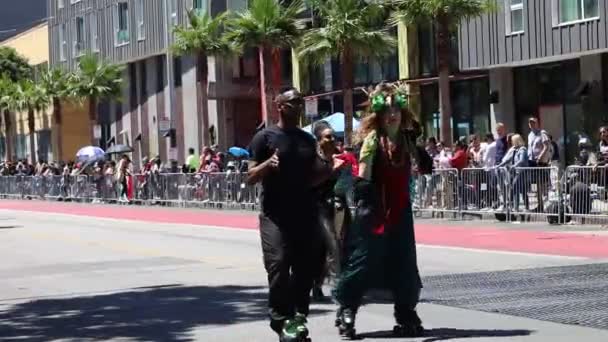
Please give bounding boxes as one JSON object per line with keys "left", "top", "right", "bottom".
{"left": 334, "top": 83, "right": 425, "bottom": 339}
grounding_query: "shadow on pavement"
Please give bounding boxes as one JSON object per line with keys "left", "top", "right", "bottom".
{"left": 0, "top": 284, "right": 329, "bottom": 341}
{"left": 0, "top": 225, "right": 21, "bottom": 230}
{"left": 358, "top": 327, "right": 534, "bottom": 341}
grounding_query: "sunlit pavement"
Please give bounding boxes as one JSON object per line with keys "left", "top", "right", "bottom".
{"left": 0, "top": 202, "right": 608, "bottom": 341}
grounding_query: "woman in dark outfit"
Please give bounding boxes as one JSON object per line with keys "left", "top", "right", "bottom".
{"left": 311, "top": 122, "right": 351, "bottom": 301}
{"left": 334, "top": 83, "right": 425, "bottom": 339}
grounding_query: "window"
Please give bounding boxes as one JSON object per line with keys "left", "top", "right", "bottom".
{"left": 59, "top": 23, "right": 67, "bottom": 61}
{"left": 70, "top": 0, "right": 82, "bottom": 3}
{"left": 171, "top": 0, "right": 178, "bottom": 26}
{"left": 136, "top": 0, "right": 145, "bottom": 40}
{"left": 73, "top": 16, "right": 85, "bottom": 57}
{"left": 58, "top": 0, "right": 64, "bottom": 9}
{"left": 557, "top": 0, "right": 599, "bottom": 24}
{"left": 90, "top": 14, "right": 99, "bottom": 52}
{"left": 114, "top": 2, "right": 130, "bottom": 46}
{"left": 508, "top": 0, "right": 524, "bottom": 33}
{"left": 227, "top": 0, "right": 247, "bottom": 11}
{"left": 194, "top": 0, "right": 207, "bottom": 15}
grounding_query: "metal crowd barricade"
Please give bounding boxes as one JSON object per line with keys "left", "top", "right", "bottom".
{"left": 563, "top": 165, "right": 608, "bottom": 225}
{"left": 507, "top": 166, "right": 561, "bottom": 223}
{"left": 5, "top": 167, "right": 608, "bottom": 225}
{"left": 459, "top": 167, "right": 510, "bottom": 218}
{"left": 413, "top": 168, "right": 460, "bottom": 218}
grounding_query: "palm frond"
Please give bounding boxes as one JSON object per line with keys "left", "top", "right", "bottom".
{"left": 172, "top": 10, "right": 233, "bottom": 57}
{"left": 225, "top": 0, "right": 306, "bottom": 51}
{"left": 298, "top": 0, "right": 395, "bottom": 64}
{"left": 71, "top": 54, "right": 124, "bottom": 102}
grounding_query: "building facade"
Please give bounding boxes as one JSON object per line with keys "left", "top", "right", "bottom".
{"left": 297, "top": 21, "right": 491, "bottom": 144}
{"left": 459, "top": 0, "right": 608, "bottom": 163}
{"left": 0, "top": 23, "right": 58, "bottom": 163}
{"left": 48, "top": 0, "right": 259, "bottom": 168}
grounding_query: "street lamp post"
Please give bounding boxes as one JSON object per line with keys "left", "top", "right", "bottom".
{"left": 162, "top": 0, "right": 177, "bottom": 158}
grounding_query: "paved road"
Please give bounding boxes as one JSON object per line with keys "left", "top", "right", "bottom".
{"left": 0, "top": 205, "right": 607, "bottom": 341}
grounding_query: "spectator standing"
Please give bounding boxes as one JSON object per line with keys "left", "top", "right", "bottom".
{"left": 510, "top": 134, "right": 530, "bottom": 211}
{"left": 468, "top": 134, "right": 483, "bottom": 168}
{"left": 528, "top": 117, "right": 553, "bottom": 166}
{"left": 186, "top": 148, "right": 200, "bottom": 173}
{"left": 527, "top": 117, "right": 552, "bottom": 212}
{"left": 549, "top": 135, "right": 560, "bottom": 166}
{"left": 598, "top": 127, "right": 608, "bottom": 165}
{"left": 482, "top": 133, "right": 498, "bottom": 208}
{"left": 450, "top": 139, "right": 468, "bottom": 171}
{"left": 116, "top": 156, "right": 131, "bottom": 202}
{"left": 425, "top": 137, "right": 439, "bottom": 160}
{"left": 494, "top": 123, "right": 508, "bottom": 166}
{"left": 483, "top": 134, "right": 496, "bottom": 168}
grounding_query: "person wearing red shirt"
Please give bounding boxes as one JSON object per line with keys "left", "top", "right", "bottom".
{"left": 335, "top": 146, "right": 358, "bottom": 178}
{"left": 450, "top": 140, "right": 468, "bottom": 171}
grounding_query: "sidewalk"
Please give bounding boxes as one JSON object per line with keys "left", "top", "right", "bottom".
{"left": 1, "top": 200, "right": 608, "bottom": 259}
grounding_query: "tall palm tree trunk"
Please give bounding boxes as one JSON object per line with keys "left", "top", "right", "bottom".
{"left": 88, "top": 96, "right": 98, "bottom": 146}
{"left": 270, "top": 48, "right": 282, "bottom": 123}
{"left": 52, "top": 97, "right": 63, "bottom": 161}
{"left": 258, "top": 46, "right": 270, "bottom": 127}
{"left": 197, "top": 52, "right": 211, "bottom": 147}
{"left": 341, "top": 47, "right": 355, "bottom": 146}
{"left": 27, "top": 109, "right": 36, "bottom": 164}
{"left": 437, "top": 17, "right": 453, "bottom": 146}
{"left": 3, "top": 110, "right": 13, "bottom": 162}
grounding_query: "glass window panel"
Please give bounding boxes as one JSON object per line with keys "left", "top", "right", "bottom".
{"left": 511, "top": 0, "right": 523, "bottom": 5}
{"left": 418, "top": 23, "right": 436, "bottom": 76}
{"left": 560, "top": 0, "right": 582, "bottom": 23}
{"left": 583, "top": 0, "right": 599, "bottom": 18}
{"left": 511, "top": 8, "right": 524, "bottom": 32}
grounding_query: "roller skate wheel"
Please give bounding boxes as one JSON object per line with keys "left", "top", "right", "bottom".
{"left": 393, "top": 325, "right": 424, "bottom": 337}
{"left": 339, "top": 328, "right": 356, "bottom": 340}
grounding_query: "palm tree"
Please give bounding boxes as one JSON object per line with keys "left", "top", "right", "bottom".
{"left": 0, "top": 78, "right": 16, "bottom": 161}
{"left": 41, "top": 68, "right": 71, "bottom": 161}
{"left": 226, "top": 0, "right": 307, "bottom": 125}
{"left": 393, "top": 0, "right": 494, "bottom": 145}
{"left": 14, "top": 80, "right": 49, "bottom": 163}
{"left": 71, "top": 55, "right": 123, "bottom": 146}
{"left": 298, "top": 0, "right": 396, "bottom": 144}
{"left": 172, "top": 10, "right": 232, "bottom": 146}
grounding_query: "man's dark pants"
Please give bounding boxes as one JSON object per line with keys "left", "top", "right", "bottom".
{"left": 260, "top": 213, "right": 322, "bottom": 333}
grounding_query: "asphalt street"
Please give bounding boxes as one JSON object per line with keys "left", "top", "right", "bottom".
{"left": 0, "top": 207, "right": 607, "bottom": 341}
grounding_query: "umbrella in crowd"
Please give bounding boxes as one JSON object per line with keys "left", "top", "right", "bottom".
{"left": 302, "top": 112, "right": 360, "bottom": 136}
{"left": 228, "top": 146, "right": 250, "bottom": 159}
{"left": 76, "top": 146, "right": 105, "bottom": 162}
{"left": 105, "top": 144, "right": 134, "bottom": 155}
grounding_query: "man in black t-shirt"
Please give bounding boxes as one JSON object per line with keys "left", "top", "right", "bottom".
{"left": 248, "top": 88, "right": 327, "bottom": 341}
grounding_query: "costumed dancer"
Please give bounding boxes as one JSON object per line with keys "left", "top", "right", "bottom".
{"left": 333, "top": 83, "right": 425, "bottom": 339}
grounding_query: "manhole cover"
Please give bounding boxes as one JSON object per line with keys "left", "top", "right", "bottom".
{"left": 422, "top": 263, "right": 608, "bottom": 330}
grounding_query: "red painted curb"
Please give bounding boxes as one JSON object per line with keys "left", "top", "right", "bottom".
{"left": 2, "top": 200, "right": 608, "bottom": 259}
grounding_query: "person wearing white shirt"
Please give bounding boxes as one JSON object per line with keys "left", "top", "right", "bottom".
{"left": 482, "top": 133, "right": 496, "bottom": 169}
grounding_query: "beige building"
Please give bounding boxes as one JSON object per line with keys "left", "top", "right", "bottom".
{"left": 1, "top": 23, "right": 89, "bottom": 162}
